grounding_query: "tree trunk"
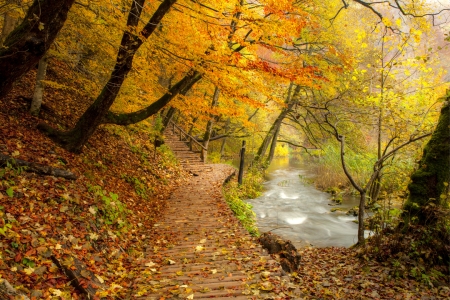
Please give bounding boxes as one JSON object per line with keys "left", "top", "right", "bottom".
{"left": 103, "top": 71, "right": 201, "bottom": 125}
{"left": 0, "top": 14, "right": 19, "bottom": 46}
{"left": 0, "top": 153, "right": 76, "bottom": 180}
{"left": 0, "top": 278, "right": 30, "bottom": 300}
{"left": 163, "top": 106, "right": 176, "bottom": 129}
{"left": 163, "top": 106, "right": 176, "bottom": 123}
{"left": 188, "top": 117, "right": 198, "bottom": 136}
{"left": 38, "top": 0, "right": 177, "bottom": 153}
{"left": 220, "top": 118, "right": 231, "bottom": 158}
{"left": 254, "top": 83, "right": 299, "bottom": 163}
{"left": 357, "top": 191, "right": 366, "bottom": 245}
{"left": 368, "top": 175, "right": 381, "bottom": 205}
{"left": 30, "top": 53, "right": 49, "bottom": 116}
{"left": 220, "top": 137, "right": 227, "bottom": 158}
{"left": 403, "top": 97, "right": 450, "bottom": 224}
{"left": 267, "top": 124, "right": 280, "bottom": 165}
{"left": 334, "top": 133, "right": 367, "bottom": 245}
{"left": 0, "top": 1, "right": 22, "bottom": 46}
{"left": 0, "top": 0, "right": 75, "bottom": 99}
{"left": 201, "top": 86, "right": 220, "bottom": 161}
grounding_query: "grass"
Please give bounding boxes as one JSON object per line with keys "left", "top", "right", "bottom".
{"left": 308, "top": 142, "right": 419, "bottom": 203}
{"left": 308, "top": 143, "right": 375, "bottom": 193}
{"left": 223, "top": 167, "right": 264, "bottom": 236}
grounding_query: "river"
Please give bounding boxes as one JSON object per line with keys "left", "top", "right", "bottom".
{"left": 247, "top": 157, "right": 362, "bottom": 248}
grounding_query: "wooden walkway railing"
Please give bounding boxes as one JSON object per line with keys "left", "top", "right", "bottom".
{"left": 167, "top": 119, "right": 208, "bottom": 163}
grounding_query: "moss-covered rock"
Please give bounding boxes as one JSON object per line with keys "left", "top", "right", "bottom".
{"left": 403, "top": 92, "right": 450, "bottom": 224}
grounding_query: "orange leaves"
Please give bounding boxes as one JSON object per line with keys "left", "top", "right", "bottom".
{"left": 243, "top": 60, "right": 325, "bottom": 87}
{"left": 263, "top": 0, "right": 295, "bottom": 17}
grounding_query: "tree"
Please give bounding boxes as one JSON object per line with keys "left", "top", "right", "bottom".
{"left": 254, "top": 83, "right": 300, "bottom": 165}
{"left": 403, "top": 93, "right": 449, "bottom": 224}
{"left": 0, "top": 0, "right": 75, "bottom": 99}
{"left": 38, "top": 0, "right": 179, "bottom": 153}
{"left": 324, "top": 109, "right": 431, "bottom": 244}
{"left": 0, "top": 0, "right": 23, "bottom": 46}
{"left": 36, "top": 0, "right": 330, "bottom": 154}
{"left": 201, "top": 86, "right": 220, "bottom": 161}
{"left": 30, "top": 53, "right": 49, "bottom": 116}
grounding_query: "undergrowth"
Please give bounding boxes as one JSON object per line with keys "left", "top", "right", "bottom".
{"left": 308, "top": 142, "right": 417, "bottom": 198}
{"left": 308, "top": 143, "right": 375, "bottom": 193}
{"left": 361, "top": 201, "right": 450, "bottom": 287}
{"left": 223, "top": 167, "right": 263, "bottom": 236}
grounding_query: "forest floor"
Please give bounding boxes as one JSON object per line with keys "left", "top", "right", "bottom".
{"left": 0, "top": 63, "right": 449, "bottom": 299}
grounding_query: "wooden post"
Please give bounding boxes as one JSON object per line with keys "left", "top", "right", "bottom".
{"left": 201, "top": 148, "right": 207, "bottom": 163}
{"left": 238, "top": 140, "right": 246, "bottom": 185}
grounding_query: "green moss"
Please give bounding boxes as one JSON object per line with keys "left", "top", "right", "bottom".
{"left": 404, "top": 94, "right": 450, "bottom": 223}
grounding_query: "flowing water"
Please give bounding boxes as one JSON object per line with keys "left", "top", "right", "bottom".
{"left": 247, "top": 157, "right": 362, "bottom": 248}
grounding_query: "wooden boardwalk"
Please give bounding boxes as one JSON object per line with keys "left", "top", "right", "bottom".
{"left": 163, "top": 124, "right": 212, "bottom": 175}
{"left": 137, "top": 132, "right": 301, "bottom": 299}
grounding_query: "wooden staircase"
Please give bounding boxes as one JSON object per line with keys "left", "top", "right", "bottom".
{"left": 163, "top": 121, "right": 212, "bottom": 175}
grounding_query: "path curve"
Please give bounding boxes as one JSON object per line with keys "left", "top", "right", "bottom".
{"left": 139, "top": 164, "right": 301, "bottom": 299}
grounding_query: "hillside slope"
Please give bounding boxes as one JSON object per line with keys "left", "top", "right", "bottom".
{"left": 0, "top": 62, "right": 188, "bottom": 298}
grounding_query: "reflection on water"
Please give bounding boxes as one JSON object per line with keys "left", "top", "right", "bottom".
{"left": 248, "top": 157, "right": 362, "bottom": 248}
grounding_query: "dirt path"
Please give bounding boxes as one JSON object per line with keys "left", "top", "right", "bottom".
{"left": 138, "top": 164, "right": 300, "bottom": 299}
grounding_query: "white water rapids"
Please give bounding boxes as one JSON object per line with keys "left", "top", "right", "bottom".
{"left": 248, "top": 158, "right": 364, "bottom": 248}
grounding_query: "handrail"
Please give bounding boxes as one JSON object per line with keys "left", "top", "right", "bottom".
{"left": 167, "top": 119, "right": 208, "bottom": 163}
{"left": 168, "top": 120, "right": 207, "bottom": 150}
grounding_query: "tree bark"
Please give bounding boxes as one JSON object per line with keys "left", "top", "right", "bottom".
{"left": 0, "top": 154, "right": 77, "bottom": 180}
{"left": 0, "top": 15, "right": 19, "bottom": 47}
{"left": 163, "top": 106, "right": 177, "bottom": 129}
{"left": 259, "top": 232, "right": 301, "bottom": 273}
{"left": 160, "top": 71, "right": 203, "bottom": 132}
{"left": 201, "top": 86, "right": 220, "bottom": 161}
{"left": 220, "top": 118, "right": 231, "bottom": 158}
{"left": 403, "top": 97, "right": 450, "bottom": 224}
{"left": 30, "top": 53, "right": 49, "bottom": 116}
{"left": 38, "top": 0, "right": 177, "bottom": 153}
{"left": 51, "top": 255, "right": 106, "bottom": 298}
{"left": 267, "top": 124, "right": 281, "bottom": 165}
{"left": 0, "top": 1, "right": 22, "bottom": 46}
{"left": 336, "top": 134, "right": 367, "bottom": 245}
{"left": 368, "top": 176, "right": 381, "bottom": 205}
{"left": 103, "top": 71, "right": 201, "bottom": 125}
{"left": 0, "top": 0, "right": 75, "bottom": 99}
{"left": 188, "top": 116, "right": 199, "bottom": 136}
{"left": 357, "top": 191, "right": 366, "bottom": 244}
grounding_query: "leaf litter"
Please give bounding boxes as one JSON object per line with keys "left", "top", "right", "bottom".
{"left": 0, "top": 61, "right": 448, "bottom": 299}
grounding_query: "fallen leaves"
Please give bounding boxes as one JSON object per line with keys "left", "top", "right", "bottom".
{"left": 0, "top": 66, "right": 448, "bottom": 299}
{"left": 294, "top": 246, "right": 450, "bottom": 299}
{"left": 88, "top": 206, "right": 97, "bottom": 215}
{"left": 0, "top": 69, "right": 187, "bottom": 298}
{"left": 144, "top": 261, "right": 156, "bottom": 268}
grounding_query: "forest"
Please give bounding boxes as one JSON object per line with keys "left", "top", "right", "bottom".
{"left": 0, "top": 0, "right": 449, "bottom": 299}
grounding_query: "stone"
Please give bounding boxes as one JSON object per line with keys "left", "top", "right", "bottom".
{"left": 258, "top": 232, "right": 301, "bottom": 273}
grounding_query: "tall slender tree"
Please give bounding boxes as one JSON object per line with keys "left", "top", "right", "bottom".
{"left": 201, "top": 86, "right": 221, "bottom": 161}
